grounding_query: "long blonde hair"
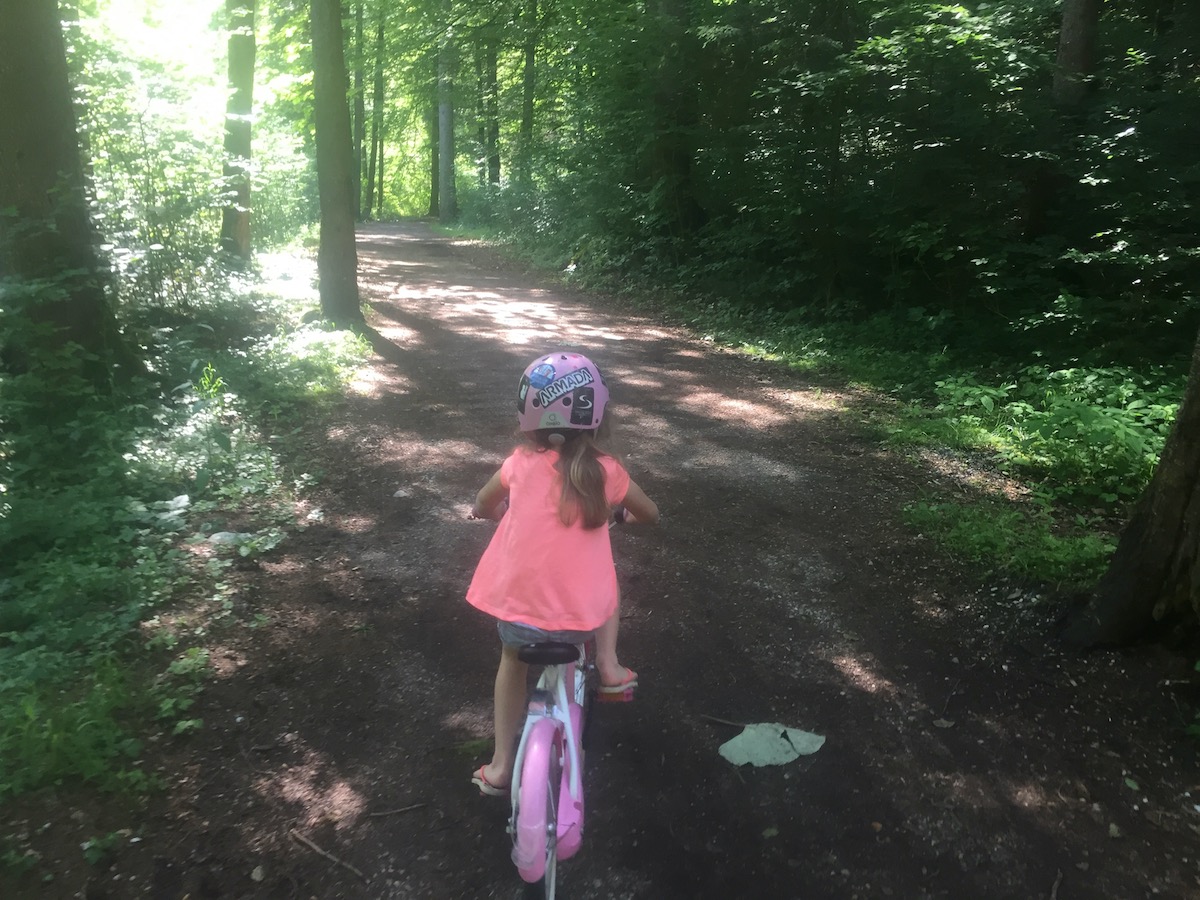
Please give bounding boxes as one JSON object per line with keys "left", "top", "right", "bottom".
{"left": 529, "top": 419, "right": 613, "bottom": 529}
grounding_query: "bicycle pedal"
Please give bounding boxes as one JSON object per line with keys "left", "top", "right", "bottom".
{"left": 596, "top": 687, "right": 635, "bottom": 703}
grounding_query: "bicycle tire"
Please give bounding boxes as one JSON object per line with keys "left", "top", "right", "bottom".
{"left": 579, "top": 639, "right": 597, "bottom": 751}
{"left": 512, "top": 718, "right": 562, "bottom": 886}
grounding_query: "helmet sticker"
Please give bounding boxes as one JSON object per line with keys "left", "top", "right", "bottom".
{"left": 517, "top": 375, "right": 531, "bottom": 412}
{"left": 536, "top": 367, "right": 594, "bottom": 410}
{"left": 569, "top": 387, "right": 595, "bottom": 426}
{"left": 528, "top": 363, "right": 556, "bottom": 390}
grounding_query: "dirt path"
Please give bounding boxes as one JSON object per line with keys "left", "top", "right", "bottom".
{"left": 8, "top": 221, "right": 1200, "bottom": 899}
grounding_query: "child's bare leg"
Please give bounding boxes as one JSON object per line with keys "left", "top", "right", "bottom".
{"left": 482, "top": 644, "right": 527, "bottom": 787}
{"left": 594, "top": 602, "right": 635, "bottom": 687}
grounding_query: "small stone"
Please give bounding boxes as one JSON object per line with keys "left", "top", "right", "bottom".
{"left": 251, "top": 865, "right": 265, "bottom": 882}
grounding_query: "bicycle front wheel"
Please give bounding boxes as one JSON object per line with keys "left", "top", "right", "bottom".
{"left": 512, "top": 717, "right": 562, "bottom": 894}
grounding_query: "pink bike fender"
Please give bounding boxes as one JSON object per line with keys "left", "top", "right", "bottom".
{"left": 556, "top": 703, "right": 585, "bottom": 859}
{"left": 513, "top": 718, "right": 559, "bottom": 882}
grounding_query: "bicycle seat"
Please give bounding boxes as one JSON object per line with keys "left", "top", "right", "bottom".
{"left": 517, "top": 642, "right": 581, "bottom": 665}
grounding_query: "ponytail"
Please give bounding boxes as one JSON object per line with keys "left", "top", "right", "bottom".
{"left": 530, "top": 427, "right": 612, "bottom": 529}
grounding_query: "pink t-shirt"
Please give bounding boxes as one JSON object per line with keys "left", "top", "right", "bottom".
{"left": 466, "top": 446, "right": 630, "bottom": 632}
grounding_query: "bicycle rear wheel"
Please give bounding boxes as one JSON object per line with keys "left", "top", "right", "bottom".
{"left": 512, "top": 718, "right": 562, "bottom": 895}
{"left": 579, "top": 639, "right": 597, "bottom": 751}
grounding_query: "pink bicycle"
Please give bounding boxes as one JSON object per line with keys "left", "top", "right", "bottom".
{"left": 507, "top": 636, "right": 596, "bottom": 898}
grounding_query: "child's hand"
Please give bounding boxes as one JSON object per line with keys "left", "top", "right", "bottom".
{"left": 470, "top": 498, "right": 508, "bottom": 521}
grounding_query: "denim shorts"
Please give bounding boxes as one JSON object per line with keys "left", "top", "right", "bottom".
{"left": 497, "top": 620, "right": 594, "bottom": 647}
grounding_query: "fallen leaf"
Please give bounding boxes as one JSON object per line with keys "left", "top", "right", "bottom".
{"left": 718, "top": 723, "right": 825, "bottom": 766}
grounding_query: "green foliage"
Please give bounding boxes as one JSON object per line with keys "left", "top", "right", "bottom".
{"left": 926, "top": 365, "right": 1181, "bottom": 504}
{"left": 904, "top": 499, "right": 1115, "bottom": 588}
{"left": 0, "top": 259, "right": 367, "bottom": 799}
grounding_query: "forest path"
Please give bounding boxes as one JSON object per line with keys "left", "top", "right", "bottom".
{"left": 15, "top": 221, "right": 1200, "bottom": 899}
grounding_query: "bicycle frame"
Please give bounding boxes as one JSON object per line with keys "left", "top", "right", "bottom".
{"left": 508, "top": 644, "right": 590, "bottom": 886}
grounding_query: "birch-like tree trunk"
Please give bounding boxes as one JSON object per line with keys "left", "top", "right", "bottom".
{"left": 219, "top": 0, "right": 256, "bottom": 262}
{"left": 365, "top": 12, "right": 384, "bottom": 219}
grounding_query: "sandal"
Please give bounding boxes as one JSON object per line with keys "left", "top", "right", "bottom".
{"left": 471, "top": 766, "right": 509, "bottom": 797}
{"left": 598, "top": 668, "right": 638, "bottom": 702}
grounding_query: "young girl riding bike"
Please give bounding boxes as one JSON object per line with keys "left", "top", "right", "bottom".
{"left": 466, "top": 352, "right": 659, "bottom": 796}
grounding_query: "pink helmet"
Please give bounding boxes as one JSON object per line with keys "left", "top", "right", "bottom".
{"left": 516, "top": 352, "right": 609, "bottom": 432}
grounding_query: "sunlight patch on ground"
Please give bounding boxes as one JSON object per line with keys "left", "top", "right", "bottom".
{"left": 917, "top": 447, "right": 1028, "bottom": 502}
{"left": 349, "top": 367, "right": 412, "bottom": 398}
{"left": 260, "top": 557, "right": 307, "bottom": 576}
{"left": 830, "top": 653, "right": 898, "bottom": 696}
{"left": 327, "top": 514, "right": 377, "bottom": 535}
{"left": 442, "top": 706, "right": 493, "bottom": 738}
{"left": 910, "top": 590, "right": 953, "bottom": 622}
{"left": 924, "top": 771, "right": 1000, "bottom": 810}
{"left": 258, "top": 749, "right": 367, "bottom": 829}
{"left": 1007, "top": 780, "right": 1051, "bottom": 810}
{"left": 206, "top": 646, "right": 248, "bottom": 678}
{"left": 677, "top": 445, "right": 808, "bottom": 485}
{"left": 769, "top": 387, "right": 848, "bottom": 413}
{"left": 675, "top": 389, "right": 795, "bottom": 428}
{"left": 258, "top": 252, "right": 318, "bottom": 304}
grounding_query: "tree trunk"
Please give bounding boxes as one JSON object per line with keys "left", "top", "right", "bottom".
{"left": 437, "top": 3, "right": 457, "bottom": 223}
{"left": 1063, "top": 330, "right": 1200, "bottom": 646}
{"left": 0, "top": 0, "right": 136, "bottom": 383}
{"left": 428, "top": 92, "right": 440, "bottom": 218}
{"left": 310, "top": 0, "right": 362, "bottom": 326}
{"left": 352, "top": 0, "right": 365, "bottom": 220}
{"left": 516, "top": 0, "right": 537, "bottom": 188}
{"left": 365, "top": 12, "right": 384, "bottom": 219}
{"left": 1053, "top": 0, "right": 1101, "bottom": 108}
{"left": 474, "top": 44, "right": 486, "bottom": 186}
{"left": 376, "top": 128, "right": 385, "bottom": 219}
{"left": 484, "top": 37, "right": 500, "bottom": 185}
{"left": 220, "top": 0, "right": 256, "bottom": 262}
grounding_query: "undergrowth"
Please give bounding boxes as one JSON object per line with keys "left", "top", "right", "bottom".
{"left": 0, "top": 256, "right": 368, "bottom": 801}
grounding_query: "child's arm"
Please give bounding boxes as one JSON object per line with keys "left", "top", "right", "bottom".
{"left": 471, "top": 469, "right": 509, "bottom": 520}
{"left": 617, "top": 479, "right": 659, "bottom": 525}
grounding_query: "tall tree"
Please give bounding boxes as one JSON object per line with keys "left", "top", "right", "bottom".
{"left": 0, "top": 0, "right": 135, "bottom": 382}
{"left": 1064, "top": 329, "right": 1200, "bottom": 646}
{"left": 428, "top": 87, "right": 440, "bottom": 218}
{"left": 352, "top": 0, "right": 365, "bottom": 220}
{"left": 220, "top": 0, "right": 256, "bottom": 262}
{"left": 481, "top": 34, "right": 500, "bottom": 185}
{"left": 515, "top": 0, "right": 537, "bottom": 188}
{"left": 365, "top": 10, "right": 385, "bottom": 219}
{"left": 437, "top": 0, "right": 457, "bottom": 222}
{"left": 1053, "top": 0, "right": 1101, "bottom": 108}
{"left": 310, "top": 0, "right": 362, "bottom": 325}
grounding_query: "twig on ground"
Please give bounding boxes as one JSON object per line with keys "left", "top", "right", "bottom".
{"left": 288, "top": 829, "right": 368, "bottom": 882}
{"left": 368, "top": 802, "right": 428, "bottom": 818}
{"left": 1050, "top": 869, "right": 1063, "bottom": 900}
{"left": 699, "top": 713, "right": 747, "bottom": 728}
{"left": 942, "top": 679, "right": 961, "bottom": 715}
